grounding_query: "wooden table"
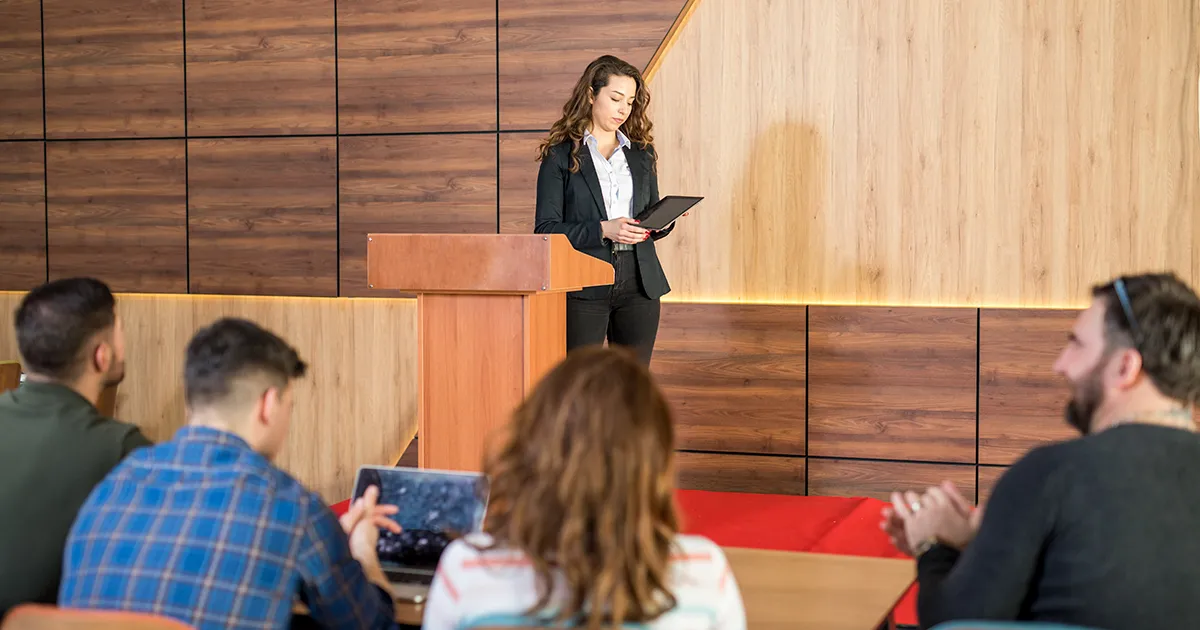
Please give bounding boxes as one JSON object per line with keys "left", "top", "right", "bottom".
{"left": 394, "top": 602, "right": 422, "bottom": 626}
{"left": 724, "top": 547, "right": 915, "bottom": 630}
{"left": 362, "top": 548, "right": 913, "bottom": 629}
{"left": 296, "top": 600, "right": 422, "bottom": 626}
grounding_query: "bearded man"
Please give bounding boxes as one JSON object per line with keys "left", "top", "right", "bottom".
{"left": 882, "top": 272, "right": 1200, "bottom": 630}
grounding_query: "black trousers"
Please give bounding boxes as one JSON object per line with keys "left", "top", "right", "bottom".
{"left": 566, "top": 250, "right": 661, "bottom": 365}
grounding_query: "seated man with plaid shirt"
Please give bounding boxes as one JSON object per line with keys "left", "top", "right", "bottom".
{"left": 58, "top": 318, "right": 402, "bottom": 629}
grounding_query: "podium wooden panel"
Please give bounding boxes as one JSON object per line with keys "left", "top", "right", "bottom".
{"left": 366, "top": 234, "right": 613, "bottom": 471}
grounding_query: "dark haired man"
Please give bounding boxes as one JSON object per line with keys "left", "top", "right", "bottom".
{"left": 883, "top": 272, "right": 1200, "bottom": 629}
{"left": 59, "top": 318, "right": 402, "bottom": 629}
{"left": 0, "top": 278, "right": 151, "bottom": 617}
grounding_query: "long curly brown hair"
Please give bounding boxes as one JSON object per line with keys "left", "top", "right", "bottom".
{"left": 537, "top": 55, "right": 657, "bottom": 172}
{"left": 481, "top": 346, "right": 679, "bottom": 629}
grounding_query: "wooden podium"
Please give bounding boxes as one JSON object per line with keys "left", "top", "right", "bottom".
{"left": 366, "top": 234, "right": 614, "bottom": 472}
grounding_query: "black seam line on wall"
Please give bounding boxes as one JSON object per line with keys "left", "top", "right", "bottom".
{"left": 182, "top": 0, "right": 189, "bottom": 293}
{"left": 675, "top": 449, "right": 975, "bottom": 468}
{"left": 975, "top": 307, "right": 981, "bottom": 503}
{"left": 30, "top": 130, "right": 517, "bottom": 142}
{"left": 494, "top": 0, "right": 501, "bottom": 233}
{"left": 39, "top": 0, "right": 49, "bottom": 283}
{"left": 333, "top": 0, "right": 340, "bottom": 296}
{"left": 804, "top": 305, "right": 810, "bottom": 495}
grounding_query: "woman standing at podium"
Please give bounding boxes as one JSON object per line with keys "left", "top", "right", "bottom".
{"left": 534, "top": 55, "right": 679, "bottom": 365}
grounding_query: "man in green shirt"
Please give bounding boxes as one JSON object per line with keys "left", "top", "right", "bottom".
{"left": 0, "top": 277, "right": 151, "bottom": 618}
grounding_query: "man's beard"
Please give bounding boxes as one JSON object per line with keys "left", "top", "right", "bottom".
{"left": 1064, "top": 365, "right": 1105, "bottom": 435}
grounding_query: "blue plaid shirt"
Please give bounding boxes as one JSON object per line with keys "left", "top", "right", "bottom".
{"left": 59, "top": 426, "right": 397, "bottom": 629}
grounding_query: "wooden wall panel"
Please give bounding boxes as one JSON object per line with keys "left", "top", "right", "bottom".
{"left": 0, "top": 143, "right": 47, "bottom": 290}
{"left": 338, "top": 134, "right": 498, "bottom": 297}
{"left": 0, "top": 0, "right": 43, "bottom": 138}
{"left": 42, "top": 0, "right": 184, "bottom": 138}
{"left": 497, "top": 0, "right": 686, "bottom": 130}
{"left": 498, "top": 132, "right": 542, "bottom": 234}
{"left": 185, "top": 0, "right": 336, "bottom": 136}
{"left": 809, "top": 459, "right": 976, "bottom": 503}
{"left": 188, "top": 137, "right": 338, "bottom": 296}
{"left": 654, "top": 303, "right": 806, "bottom": 454}
{"left": 337, "top": 0, "right": 496, "bottom": 133}
{"left": 0, "top": 291, "right": 418, "bottom": 503}
{"left": 649, "top": 0, "right": 1200, "bottom": 306}
{"left": 675, "top": 452, "right": 805, "bottom": 496}
{"left": 977, "top": 465, "right": 1007, "bottom": 505}
{"left": 46, "top": 141, "right": 187, "bottom": 293}
{"left": 979, "top": 308, "right": 1080, "bottom": 465}
{"left": 808, "top": 307, "right": 977, "bottom": 463}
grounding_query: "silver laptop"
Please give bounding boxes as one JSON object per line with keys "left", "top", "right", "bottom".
{"left": 351, "top": 465, "right": 490, "bottom": 604}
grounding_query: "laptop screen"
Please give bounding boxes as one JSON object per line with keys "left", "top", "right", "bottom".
{"left": 351, "top": 466, "right": 489, "bottom": 572}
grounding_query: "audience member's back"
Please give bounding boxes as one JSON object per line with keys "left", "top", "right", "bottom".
{"left": 422, "top": 347, "right": 746, "bottom": 630}
{"left": 1014, "top": 424, "right": 1200, "bottom": 625}
{"left": 58, "top": 317, "right": 399, "bottom": 630}
{"left": 0, "top": 278, "right": 149, "bottom": 617}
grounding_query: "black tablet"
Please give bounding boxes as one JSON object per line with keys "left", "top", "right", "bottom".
{"left": 634, "top": 195, "right": 703, "bottom": 230}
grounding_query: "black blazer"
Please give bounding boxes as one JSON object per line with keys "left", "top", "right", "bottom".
{"left": 533, "top": 140, "right": 674, "bottom": 300}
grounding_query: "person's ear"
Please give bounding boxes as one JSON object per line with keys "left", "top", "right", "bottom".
{"left": 258, "top": 386, "right": 280, "bottom": 428}
{"left": 92, "top": 339, "right": 112, "bottom": 374}
{"left": 1115, "top": 348, "right": 1144, "bottom": 389}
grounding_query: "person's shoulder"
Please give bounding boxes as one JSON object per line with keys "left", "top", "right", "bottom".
{"left": 670, "top": 534, "right": 732, "bottom": 582}
{"left": 438, "top": 533, "right": 533, "bottom": 575}
{"left": 542, "top": 140, "right": 574, "bottom": 164}
{"left": 1002, "top": 438, "right": 1073, "bottom": 477}
{"left": 273, "top": 470, "right": 328, "bottom": 517}
{"left": 232, "top": 460, "right": 327, "bottom": 530}
{"left": 626, "top": 140, "right": 656, "bottom": 157}
{"left": 443, "top": 533, "right": 493, "bottom": 562}
{"left": 85, "top": 413, "right": 151, "bottom": 451}
{"left": 672, "top": 533, "right": 724, "bottom": 556}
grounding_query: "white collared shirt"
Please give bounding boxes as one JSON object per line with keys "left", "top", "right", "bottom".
{"left": 584, "top": 129, "right": 634, "bottom": 220}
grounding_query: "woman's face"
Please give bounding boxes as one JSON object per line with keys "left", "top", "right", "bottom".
{"left": 589, "top": 74, "right": 637, "bottom": 134}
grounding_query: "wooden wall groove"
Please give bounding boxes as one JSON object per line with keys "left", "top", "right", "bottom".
{"left": 0, "top": 0, "right": 690, "bottom": 295}
{"left": 664, "top": 302, "right": 1080, "bottom": 504}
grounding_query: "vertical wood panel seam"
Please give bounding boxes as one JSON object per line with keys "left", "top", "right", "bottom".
{"left": 494, "top": 0, "right": 500, "bottom": 233}
{"left": 333, "top": 0, "right": 340, "bottom": 295}
{"left": 40, "top": 0, "right": 48, "bottom": 282}
{"left": 975, "top": 307, "right": 981, "bottom": 502}
{"left": 804, "top": 304, "right": 810, "bottom": 495}
{"left": 183, "top": 0, "right": 190, "bottom": 293}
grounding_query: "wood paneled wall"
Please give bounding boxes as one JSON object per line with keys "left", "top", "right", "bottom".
{"left": 664, "top": 303, "right": 1082, "bottom": 504}
{"left": 0, "top": 291, "right": 417, "bottom": 503}
{"left": 0, "top": 0, "right": 691, "bottom": 295}
{"left": 649, "top": 0, "right": 1200, "bottom": 307}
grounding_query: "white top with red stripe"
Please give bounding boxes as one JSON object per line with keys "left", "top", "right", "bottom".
{"left": 422, "top": 532, "right": 747, "bottom": 630}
